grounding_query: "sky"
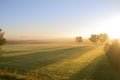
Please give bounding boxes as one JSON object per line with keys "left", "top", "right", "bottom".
{"left": 0, "top": 0, "right": 120, "bottom": 40}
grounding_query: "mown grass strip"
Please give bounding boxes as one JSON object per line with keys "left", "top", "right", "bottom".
{"left": 0, "top": 46, "right": 90, "bottom": 74}
{"left": 29, "top": 46, "right": 104, "bottom": 80}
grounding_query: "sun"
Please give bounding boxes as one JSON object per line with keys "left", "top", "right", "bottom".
{"left": 67, "top": 13, "right": 120, "bottom": 39}
{"left": 100, "top": 14, "right": 120, "bottom": 39}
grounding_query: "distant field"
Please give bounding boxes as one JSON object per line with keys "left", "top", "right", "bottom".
{"left": 0, "top": 44, "right": 120, "bottom": 80}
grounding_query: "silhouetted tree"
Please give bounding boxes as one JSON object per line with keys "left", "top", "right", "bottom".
{"left": 0, "top": 29, "right": 6, "bottom": 59}
{"left": 76, "top": 36, "right": 83, "bottom": 44}
{"left": 89, "top": 33, "right": 108, "bottom": 43}
{"left": 99, "top": 33, "right": 108, "bottom": 43}
{"left": 89, "top": 34, "right": 99, "bottom": 43}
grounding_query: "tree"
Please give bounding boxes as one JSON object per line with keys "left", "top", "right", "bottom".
{"left": 89, "top": 33, "right": 109, "bottom": 43}
{"left": 76, "top": 36, "right": 83, "bottom": 44}
{"left": 98, "top": 33, "right": 108, "bottom": 43}
{"left": 89, "top": 34, "right": 99, "bottom": 43}
{"left": 0, "top": 29, "right": 6, "bottom": 59}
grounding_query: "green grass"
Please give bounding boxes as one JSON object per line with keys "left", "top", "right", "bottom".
{"left": 0, "top": 44, "right": 120, "bottom": 80}
{"left": 1, "top": 44, "right": 92, "bottom": 73}
{"left": 0, "top": 69, "right": 27, "bottom": 80}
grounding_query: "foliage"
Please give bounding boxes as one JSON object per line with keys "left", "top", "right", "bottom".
{"left": 89, "top": 33, "right": 108, "bottom": 43}
{"left": 0, "top": 38, "right": 6, "bottom": 46}
{"left": 104, "top": 40, "right": 120, "bottom": 70}
{"left": 89, "top": 34, "right": 99, "bottom": 43}
{"left": 98, "top": 33, "right": 108, "bottom": 43}
{"left": 0, "top": 29, "right": 6, "bottom": 46}
{"left": 0, "top": 29, "right": 7, "bottom": 59}
{"left": 75, "top": 36, "right": 83, "bottom": 44}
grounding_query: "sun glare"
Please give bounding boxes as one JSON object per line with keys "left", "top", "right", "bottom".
{"left": 101, "top": 14, "right": 120, "bottom": 39}
{"left": 71, "top": 14, "right": 120, "bottom": 39}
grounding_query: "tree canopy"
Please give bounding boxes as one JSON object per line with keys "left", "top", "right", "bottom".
{"left": 0, "top": 29, "right": 6, "bottom": 59}
{"left": 89, "top": 33, "right": 108, "bottom": 43}
{"left": 75, "top": 36, "right": 83, "bottom": 44}
{"left": 0, "top": 29, "right": 6, "bottom": 46}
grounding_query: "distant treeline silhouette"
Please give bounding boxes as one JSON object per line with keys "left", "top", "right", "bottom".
{"left": 76, "top": 33, "right": 108, "bottom": 44}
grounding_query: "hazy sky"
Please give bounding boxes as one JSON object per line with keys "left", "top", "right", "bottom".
{"left": 1, "top": 0, "right": 120, "bottom": 40}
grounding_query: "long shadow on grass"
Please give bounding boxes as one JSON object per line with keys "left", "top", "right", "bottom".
{"left": 0, "top": 46, "right": 91, "bottom": 74}
{"left": 70, "top": 54, "right": 120, "bottom": 80}
{"left": 4, "top": 46, "right": 62, "bottom": 54}
{"left": 4, "top": 50, "right": 29, "bottom": 54}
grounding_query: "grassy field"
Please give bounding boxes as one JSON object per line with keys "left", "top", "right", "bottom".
{"left": 0, "top": 43, "right": 120, "bottom": 80}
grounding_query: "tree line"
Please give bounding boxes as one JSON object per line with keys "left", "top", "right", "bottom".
{"left": 76, "top": 33, "right": 108, "bottom": 44}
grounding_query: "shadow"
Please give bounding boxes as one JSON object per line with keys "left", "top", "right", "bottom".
{"left": 4, "top": 46, "right": 64, "bottom": 54}
{"left": 4, "top": 50, "right": 29, "bottom": 54}
{"left": 70, "top": 54, "right": 120, "bottom": 80}
{"left": 91, "top": 55, "right": 120, "bottom": 80}
{"left": 0, "top": 46, "right": 91, "bottom": 74}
